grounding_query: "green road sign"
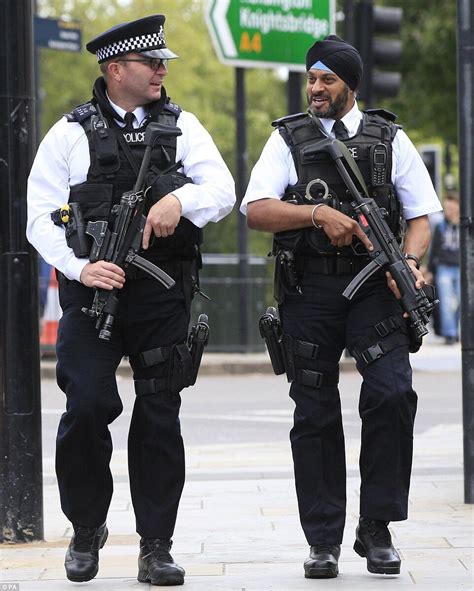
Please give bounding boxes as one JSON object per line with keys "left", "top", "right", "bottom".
{"left": 206, "top": 0, "right": 335, "bottom": 71}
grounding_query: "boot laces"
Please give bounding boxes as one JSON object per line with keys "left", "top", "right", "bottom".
{"left": 315, "top": 544, "right": 338, "bottom": 555}
{"left": 145, "top": 538, "right": 173, "bottom": 563}
{"left": 73, "top": 526, "right": 99, "bottom": 552}
{"left": 366, "top": 520, "right": 391, "bottom": 547}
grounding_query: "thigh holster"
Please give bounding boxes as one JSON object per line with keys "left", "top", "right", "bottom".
{"left": 282, "top": 334, "right": 339, "bottom": 388}
{"left": 350, "top": 314, "right": 410, "bottom": 372}
{"left": 132, "top": 315, "right": 210, "bottom": 396}
{"left": 133, "top": 343, "right": 194, "bottom": 396}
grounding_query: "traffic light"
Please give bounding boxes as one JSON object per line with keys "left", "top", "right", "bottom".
{"left": 354, "top": 1, "right": 403, "bottom": 107}
{"left": 418, "top": 144, "right": 442, "bottom": 196}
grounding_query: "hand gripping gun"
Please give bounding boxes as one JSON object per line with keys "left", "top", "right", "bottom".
{"left": 82, "top": 123, "right": 180, "bottom": 340}
{"left": 302, "top": 138, "right": 438, "bottom": 341}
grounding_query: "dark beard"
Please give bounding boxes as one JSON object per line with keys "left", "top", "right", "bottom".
{"left": 307, "top": 85, "right": 350, "bottom": 119}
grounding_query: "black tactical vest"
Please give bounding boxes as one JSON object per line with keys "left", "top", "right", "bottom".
{"left": 66, "top": 99, "right": 202, "bottom": 262}
{"left": 273, "top": 109, "right": 402, "bottom": 256}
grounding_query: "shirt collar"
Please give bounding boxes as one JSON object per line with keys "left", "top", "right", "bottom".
{"left": 106, "top": 92, "right": 147, "bottom": 127}
{"left": 319, "top": 101, "right": 362, "bottom": 138}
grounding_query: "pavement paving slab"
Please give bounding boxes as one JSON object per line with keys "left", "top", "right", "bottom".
{"left": 2, "top": 342, "right": 472, "bottom": 590}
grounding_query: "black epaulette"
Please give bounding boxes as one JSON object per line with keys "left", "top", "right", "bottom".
{"left": 272, "top": 112, "right": 307, "bottom": 128}
{"left": 64, "top": 102, "right": 96, "bottom": 123}
{"left": 164, "top": 100, "right": 182, "bottom": 118}
{"left": 365, "top": 108, "right": 398, "bottom": 122}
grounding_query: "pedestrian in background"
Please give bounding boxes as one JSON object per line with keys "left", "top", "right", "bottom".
{"left": 242, "top": 35, "right": 441, "bottom": 580}
{"left": 428, "top": 193, "right": 460, "bottom": 344}
{"left": 27, "top": 14, "right": 235, "bottom": 586}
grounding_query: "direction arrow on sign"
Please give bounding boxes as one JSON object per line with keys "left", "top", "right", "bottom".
{"left": 206, "top": 0, "right": 335, "bottom": 70}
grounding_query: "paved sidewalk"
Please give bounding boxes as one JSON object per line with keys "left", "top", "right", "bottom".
{"left": 2, "top": 340, "right": 472, "bottom": 590}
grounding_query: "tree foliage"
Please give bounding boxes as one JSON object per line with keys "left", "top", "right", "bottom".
{"left": 37, "top": 0, "right": 457, "bottom": 255}
{"left": 377, "top": 0, "right": 457, "bottom": 145}
{"left": 37, "top": 0, "right": 287, "bottom": 254}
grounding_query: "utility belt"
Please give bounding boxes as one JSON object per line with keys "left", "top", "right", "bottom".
{"left": 301, "top": 254, "right": 371, "bottom": 275}
{"left": 273, "top": 250, "right": 374, "bottom": 304}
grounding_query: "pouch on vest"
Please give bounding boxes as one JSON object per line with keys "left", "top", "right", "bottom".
{"left": 66, "top": 183, "right": 113, "bottom": 257}
{"left": 148, "top": 170, "right": 193, "bottom": 205}
{"left": 69, "top": 182, "right": 114, "bottom": 220}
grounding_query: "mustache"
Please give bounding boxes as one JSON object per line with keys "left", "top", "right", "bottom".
{"left": 310, "top": 91, "right": 331, "bottom": 100}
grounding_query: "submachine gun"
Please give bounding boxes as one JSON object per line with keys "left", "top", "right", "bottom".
{"left": 305, "top": 138, "right": 438, "bottom": 340}
{"left": 81, "top": 122, "right": 180, "bottom": 340}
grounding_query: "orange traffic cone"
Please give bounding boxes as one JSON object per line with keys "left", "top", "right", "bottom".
{"left": 40, "top": 268, "right": 62, "bottom": 351}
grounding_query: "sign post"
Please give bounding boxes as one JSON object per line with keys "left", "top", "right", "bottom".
{"left": 206, "top": 1, "right": 334, "bottom": 351}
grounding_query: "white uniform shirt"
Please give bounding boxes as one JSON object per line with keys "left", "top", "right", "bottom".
{"left": 27, "top": 101, "right": 236, "bottom": 281}
{"left": 241, "top": 102, "right": 441, "bottom": 219}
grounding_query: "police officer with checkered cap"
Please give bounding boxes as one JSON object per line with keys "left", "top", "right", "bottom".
{"left": 86, "top": 14, "right": 178, "bottom": 63}
{"left": 27, "top": 14, "right": 235, "bottom": 586}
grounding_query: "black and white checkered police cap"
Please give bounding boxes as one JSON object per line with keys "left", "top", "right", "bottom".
{"left": 86, "top": 14, "right": 178, "bottom": 64}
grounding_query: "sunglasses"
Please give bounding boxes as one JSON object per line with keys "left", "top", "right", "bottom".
{"left": 117, "top": 57, "right": 168, "bottom": 71}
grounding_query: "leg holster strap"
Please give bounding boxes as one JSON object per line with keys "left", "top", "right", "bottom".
{"left": 133, "top": 343, "right": 194, "bottom": 396}
{"left": 294, "top": 366, "right": 340, "bottom": 388}
{"left": 282, "top": 334, "right": 339, "bottom": 388}
{"left": 351, "top": 330, "right": 410, "bottom": 371}
{"left": 373, "top": 314, "right": 406, "bottom": 338}
{"left": 136, "top": 346, "right": 172, "bottom": 368}
{"left": 135, "top": 377, "right": 168, "bottom": 396}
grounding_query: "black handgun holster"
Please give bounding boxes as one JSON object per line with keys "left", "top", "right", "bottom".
{"left": 132, "top": 316, "right": 210, "bottom": 396}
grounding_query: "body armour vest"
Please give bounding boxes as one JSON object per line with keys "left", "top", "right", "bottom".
{"left": 273, "top": 109, "right": 402, "bottom": 257}
{"left": 66, "top": 97, "right": 202, "bottom": 263}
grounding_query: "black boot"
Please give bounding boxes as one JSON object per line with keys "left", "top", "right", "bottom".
{"left": 304, "top": 544, "right": 340, "bottom": 578}
{"left": 138, "top": 538, "right": 185, "bottom": 586}
{"left": 64, "top": 522, "right": 108, "bottom": 582}
{"left": 354, "top": 517, "right": 401, "bottom": 575}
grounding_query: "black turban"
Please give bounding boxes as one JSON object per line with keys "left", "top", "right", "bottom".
{"left": 305, "top": 35, "right": 363, "bottom": 91}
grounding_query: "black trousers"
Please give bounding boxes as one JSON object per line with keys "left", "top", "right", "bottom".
{"left": 55, "top": 263, "right": 190, "bottom": 538}
{"left": 280, "top": 270, "right": 417, "bottom": 546}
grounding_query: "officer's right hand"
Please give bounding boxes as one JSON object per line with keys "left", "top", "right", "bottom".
{"left": 315, "top": 205, "right": 373, "bottom": 251}
{"left": 80, "top": 261, "right": 126, "bottom": 290}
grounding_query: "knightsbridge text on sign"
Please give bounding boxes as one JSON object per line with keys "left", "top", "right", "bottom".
{"left": 245, "top": 0, "right": 312, "bottom": 8}
{"left": 240, "top": 8, "right": 330, "bottom": 36}
{"left": 206, "top": 0, "right": 334, "bottom": 69}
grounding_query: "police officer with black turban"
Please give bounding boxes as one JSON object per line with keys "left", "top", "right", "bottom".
{"left": 242, "top": 35, "right": 441, "bottom": 579}
{"left": 27, "top": 14, "right": 235, "bottom": 586}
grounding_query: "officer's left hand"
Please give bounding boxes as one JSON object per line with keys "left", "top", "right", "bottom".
{"left": 386, "top": 264, "right": 426, "bottom": 315}
{"left": 143, "top": 193, "right": 182, "bottom": 249}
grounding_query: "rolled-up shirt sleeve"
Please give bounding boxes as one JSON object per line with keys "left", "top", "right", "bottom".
{"left": 240, "top": 130, "right": 296, "bottom": 215}
{"left": 27, "top": 118, "right": 90, "bottom": 281}
{"left": 174, "top": 111, "right": 235, "bottom": 226}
